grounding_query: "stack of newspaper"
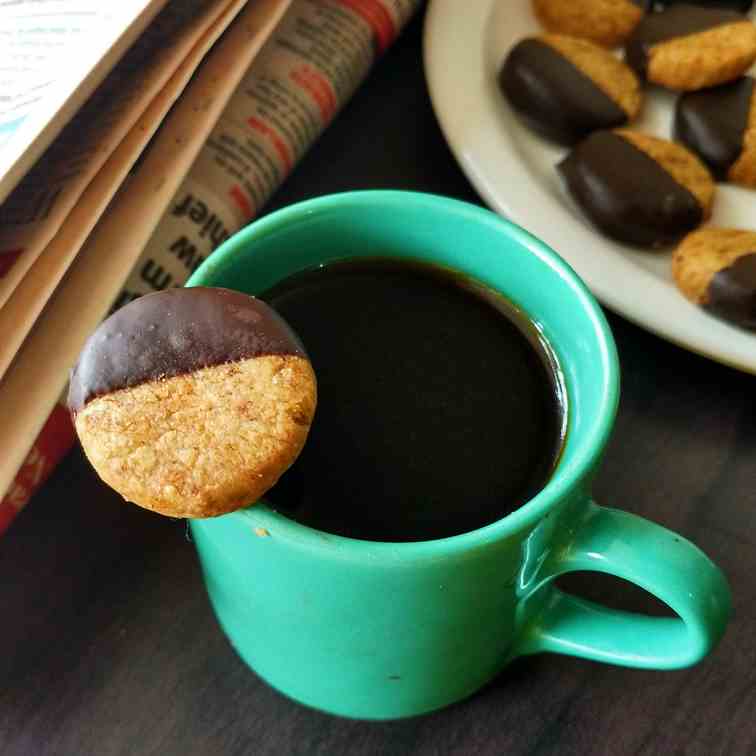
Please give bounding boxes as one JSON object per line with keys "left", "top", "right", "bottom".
{"left": 0, "top": 0, "right": 419, "bottom": 532}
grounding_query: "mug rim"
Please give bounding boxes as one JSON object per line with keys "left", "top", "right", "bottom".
{"left": 187, "top": 190, "right": 620, "bottom": 559}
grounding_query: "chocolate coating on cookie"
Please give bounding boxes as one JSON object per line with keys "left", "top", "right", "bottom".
{"left": 69, "top": 287, "right": 307, "bottom": 413}
{"left": 675, "top": 77, "right": 754, "bottom": 179}
{"left": 500, "top": 39, "right": 629, "bottom": 145}
{"left": 558, "top": 131, "right": 704, "bottom": 246}
{"left": 707, "top": 252, "right": 756, "bottom": 327}
{"left": 657, "top": 1, "right": 753, "bottom": 11}
{"left": 626, "top": 6, "right": 743, "bottom": 79}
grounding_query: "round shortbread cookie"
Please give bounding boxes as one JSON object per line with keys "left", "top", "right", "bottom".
{"left": 69, "top": 287, "right": 317, "bottom": 518}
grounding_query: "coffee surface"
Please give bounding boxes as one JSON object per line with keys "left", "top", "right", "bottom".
{"left": 262, "top": 259, "right": 565, "bottom": 542}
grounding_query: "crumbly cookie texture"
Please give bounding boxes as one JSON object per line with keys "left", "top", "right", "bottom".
{"left": 647, "top": 21, "right": 756, "bottom": 91}
{"left": 729, "top": 91, "right": 756, "bottom": 186}
{"left": 541, "top": 34, "right": 642, "bottom": 118}
{"left": 615, "top": 129, "right": 715, "bottom": 217}
{"left": 533, "top": 0, "right": 645, "bottom": 47}
{"left": 75, "top": 355, "right": 316, "bottom": 518}
{"left": 672, "top": 227, "right": 756, "bottom": 303}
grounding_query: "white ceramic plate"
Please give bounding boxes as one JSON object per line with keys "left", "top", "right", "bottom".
{"left": 424, "top": 0, "right": 756, "bottom": 374}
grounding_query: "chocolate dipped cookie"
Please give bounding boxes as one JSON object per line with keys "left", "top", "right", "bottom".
{"left": 675, "top": 77, "right": 756, "bottom": 186}
{"left": 625, "top": 4, "right": 756, "bottom": 91}
{"left": 500, "top": 34, "right": 643, "bottom": 145}
{"left": 672, "top": 227, "right": 756, "bottom": 328}
{"left": 69, "top": 287, "right": 317, "bottom": 518}
{"left": 558, "top": 129, "right": 715, "bottom": 246}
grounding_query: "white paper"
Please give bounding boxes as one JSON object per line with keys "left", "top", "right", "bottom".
{"left": 0, "top": 0, "right": 169, "bottom": 203}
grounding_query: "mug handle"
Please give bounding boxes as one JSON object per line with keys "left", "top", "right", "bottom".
{"left": 515, "top": 501, "right": 731, "bottom": 669}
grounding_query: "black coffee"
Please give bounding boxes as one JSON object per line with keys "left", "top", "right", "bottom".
{"left": 262, "top": 259, "right": 565, "bottom": 542}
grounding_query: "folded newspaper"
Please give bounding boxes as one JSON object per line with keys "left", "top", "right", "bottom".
{"left": 0, "top": 0, "right": 421, "bottom": 533}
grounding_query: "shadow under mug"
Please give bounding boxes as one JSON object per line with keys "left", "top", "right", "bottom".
{"left": 186, "top": 191, "right": 731, "bottom": 720}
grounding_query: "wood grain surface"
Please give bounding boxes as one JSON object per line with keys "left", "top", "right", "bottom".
{"left": 2, "top": 11, "right": 754, "bottom": 756}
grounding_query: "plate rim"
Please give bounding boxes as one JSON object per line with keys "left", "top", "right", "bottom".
{"left": 423, "top": 0, "right": 756, "bottom": 375}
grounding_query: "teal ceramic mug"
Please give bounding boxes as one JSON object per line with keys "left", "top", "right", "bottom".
{"left": 186, "top": 191, "right": 731, "bottom": 720}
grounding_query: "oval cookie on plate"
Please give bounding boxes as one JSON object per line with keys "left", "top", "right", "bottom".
{"left": 500, "top": 34, "right": 643, "bottom": 145}
{"left": 532, "top": 0, "right": 650, "bottom": 47}
{"left": 625, "top": 5, "right": 756, "bottom": 91}
{"left": 558, "top": 129, "right": 715, "bottom": 247}
{"left": 69, "top": 287, "right": 317, "bottom": 519}
{"left": 673, "top": 227, "right": 756, "bottom": 328}
{"left": 675, "top": 76, "right": 756, "bottom": 186}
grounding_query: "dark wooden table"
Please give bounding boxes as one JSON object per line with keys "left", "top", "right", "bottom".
{"left": 2, "top": 10, "right": 755, "bottom": 756}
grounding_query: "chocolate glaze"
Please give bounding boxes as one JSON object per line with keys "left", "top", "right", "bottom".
{"left": 675, "top": 77, "right": 754, "bottom": 179}
{"left": 626, "top": 5, "right": 744, "bottom": 78}
{"left": 706, "top": 252, "right": 756, "bottom": 328}
{"left": 499, "top": 39, "right": 628, "bottom": 146}
{"left": 558, "top": 131, "right": 703, "bottom": 247}
{"left": 68, "top": 287, "right": 307, "bottom": 413}
{"left": 657, "top": 0, "right": 753, "bottom": 11}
